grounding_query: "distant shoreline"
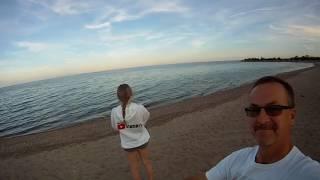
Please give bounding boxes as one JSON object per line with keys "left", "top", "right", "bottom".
{"left": 242, "top": 55, "right": 320, "bottom": 62}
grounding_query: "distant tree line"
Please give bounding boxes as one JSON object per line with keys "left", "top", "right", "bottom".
{"left": 242, "top": 55, "right": 320, "bottom": 62}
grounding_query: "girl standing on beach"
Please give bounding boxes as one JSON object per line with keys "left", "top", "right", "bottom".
{"left": 111, "top": 84, "right": 153, "bottom": 180}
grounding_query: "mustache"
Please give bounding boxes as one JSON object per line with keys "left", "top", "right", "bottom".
{"left": 254, "top": 123, "right": 277, "bottom": 132}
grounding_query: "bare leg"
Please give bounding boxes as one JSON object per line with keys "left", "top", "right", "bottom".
{"left": 138, "top": 147, "right": 153, "bottom": 180}
{"left": 127, "top": 151, "right": 142, "bottom": 180}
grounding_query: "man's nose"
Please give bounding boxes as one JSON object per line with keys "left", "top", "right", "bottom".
{"left": 256, "top": 108, "right": 271, "bottom": 123}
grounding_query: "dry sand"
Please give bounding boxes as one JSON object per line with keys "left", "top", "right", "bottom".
{"left": 0, "top": 64, "right": 319, "bottom": 180}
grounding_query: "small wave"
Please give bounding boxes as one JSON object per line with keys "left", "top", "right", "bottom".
{"left": 9, "top": 105, "right": 29, "bottom": 114}
{"left": 10, "top": 99, "right": 34, "bottom": 108}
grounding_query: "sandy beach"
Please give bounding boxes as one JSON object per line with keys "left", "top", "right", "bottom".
{"left": 0, "top": 64, "right": 319, "bottom": 180}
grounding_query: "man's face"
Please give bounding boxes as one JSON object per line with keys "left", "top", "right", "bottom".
{"left": 247, "top": 82, "right": 296, "bottom": 148}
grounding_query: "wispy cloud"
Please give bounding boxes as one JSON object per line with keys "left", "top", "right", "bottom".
{"left": 27, "top": 0, "right": 92, "bottom": 15}
{"left": 16, "top": 41, "right": 49, "bottom": 52}
{"left": 289, "top": 25, "right": 320, "bottom": 37}
{"left": 85, "top": 1, "right": 189, "bottom": 30}
{"left": 145, "top": 32, "right": 165, "bottom": 40}
{"left": 144, "top": 2, "right": 188, "bottom": 14}
{"left": 191, "top": 39, "right": 206, "bottom": 48}
{"left": 102, "top": 32, "right": 150, "bottom": 42}
{"left": 270, "top": 24, "right": 320, "bottom": 38}
{"left": 229, "top": 7, "right": 278, "bottom": 18}
{"left": 52, "top": 0, "right": 91, "bottom": 15}
{"left": 85, "top": 22, "right": 111, "bottom": 29}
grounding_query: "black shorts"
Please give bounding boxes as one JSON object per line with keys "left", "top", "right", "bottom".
{"left": 123, "top": 142, "right": 149, "bottom": 152}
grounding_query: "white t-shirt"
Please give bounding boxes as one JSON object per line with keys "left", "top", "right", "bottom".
{"left": 206, "top": 146, "right": 320, "bottom": 180}
{"left": 111, "top": 102, "right": 150, "bottom": 149}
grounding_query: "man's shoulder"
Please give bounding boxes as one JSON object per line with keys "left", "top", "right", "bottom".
{"left": 301, "top": 158, "right": 320, "bottom": 177}
{"left": 292, "top": 148, "right": 320, "bottom": 178}
{"left": 290, "top": 158, "right": 320, "bottom": 179}
{"left": 292, "top": 147, "right": 320, "bottom": 165}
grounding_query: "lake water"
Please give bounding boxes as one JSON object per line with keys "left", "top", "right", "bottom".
{"left": 0, "top": 61, "right": 313, "bottom": 137}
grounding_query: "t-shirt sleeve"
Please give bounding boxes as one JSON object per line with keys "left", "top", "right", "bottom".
{"left": 140, "top": 105, "right": 150, "bottom": 125}
{"left": 301, "top": 158, "right": 320, "bottom": 180}
{"left": 206, "top": 153, "right": 234, "bottom": 180}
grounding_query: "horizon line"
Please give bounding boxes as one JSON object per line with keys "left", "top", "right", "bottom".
{"left": 0, "top": 59, "right": 241, "bottom": 89}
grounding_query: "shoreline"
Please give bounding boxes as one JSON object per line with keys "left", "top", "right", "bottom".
{"left": 0, "top": 64, "right": 315, "bottom": 159}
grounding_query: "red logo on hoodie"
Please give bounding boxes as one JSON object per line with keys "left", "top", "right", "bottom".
{"left": 117, "top": 122, "right": 126, "bottom": 130}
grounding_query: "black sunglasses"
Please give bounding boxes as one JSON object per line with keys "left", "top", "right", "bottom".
{"left": 245, "top": 105, "right": 294, "bottom": 117}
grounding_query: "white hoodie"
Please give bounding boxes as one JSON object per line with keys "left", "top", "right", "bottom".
{"left": 111, "top": 102, "right": 150, "bottom": 149}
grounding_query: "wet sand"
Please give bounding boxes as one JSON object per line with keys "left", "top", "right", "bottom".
{"left": 0, "top": 64, "right": 319, "bottom": 180}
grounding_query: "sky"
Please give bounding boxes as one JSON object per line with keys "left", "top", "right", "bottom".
{"left": 0, "top": 0, "right": 320, "bottom": 87}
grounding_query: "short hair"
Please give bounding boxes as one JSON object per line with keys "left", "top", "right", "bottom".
{"left": 250, "top": 76, "right": 295, "bottom": 107}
